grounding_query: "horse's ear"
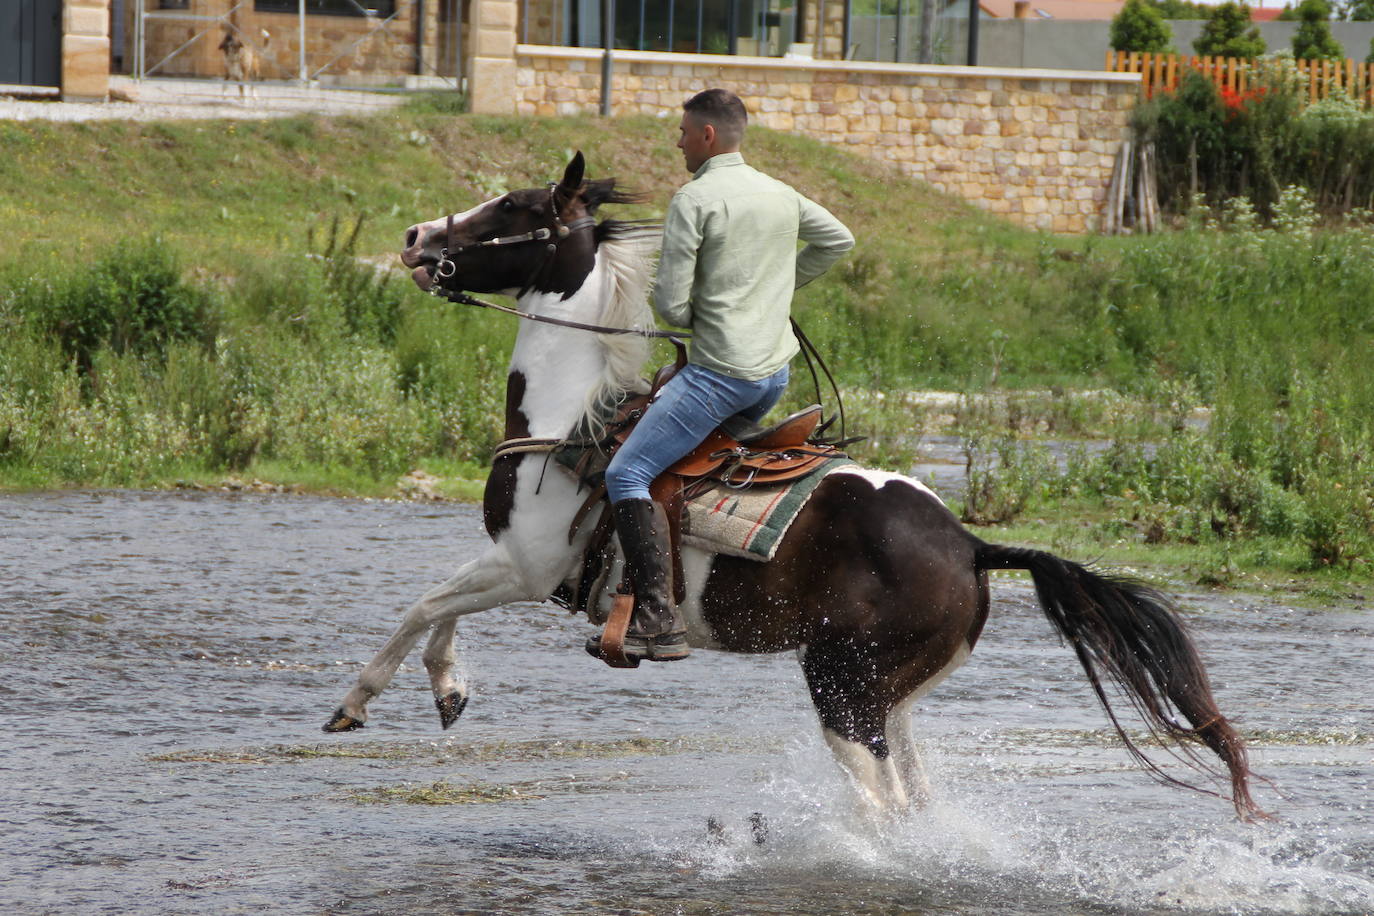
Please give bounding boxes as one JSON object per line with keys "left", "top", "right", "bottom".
{"left": 559, "top": 151, "right": 586, "bottom": 195}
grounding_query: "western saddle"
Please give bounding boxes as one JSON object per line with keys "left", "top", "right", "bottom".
{"left": 545, "top": 352, "right": 849, "bottom": 666}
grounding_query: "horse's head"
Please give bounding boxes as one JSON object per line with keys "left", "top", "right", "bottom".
{"left": 401, "top": 151, "right": 632, "bottom": 299}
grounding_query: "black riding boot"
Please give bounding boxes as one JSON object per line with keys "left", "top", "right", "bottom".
{"left": 585, "top": 498, "right": 691, "bottom": 663}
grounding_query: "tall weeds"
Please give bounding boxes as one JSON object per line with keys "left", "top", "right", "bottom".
{"left": 0, "top": 231, "right": 509, "bottom": 487}
{"left": 1, "top": 182, "right": 1370, "bottom": 572}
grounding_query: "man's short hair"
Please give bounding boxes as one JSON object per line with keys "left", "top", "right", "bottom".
{"left": 683, "top": 88, "right": 747, "bottom": 147}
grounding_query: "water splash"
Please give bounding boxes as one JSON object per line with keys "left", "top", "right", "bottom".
{"left": 664, "top": 736, "right": 1374, "bottom": 915}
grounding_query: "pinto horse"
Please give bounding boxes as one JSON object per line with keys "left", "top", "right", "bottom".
{"left": 324, "top": 153, "right": 1263, "bottom": 820}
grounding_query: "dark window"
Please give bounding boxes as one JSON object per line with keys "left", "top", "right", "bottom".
{"left": 159, "top": 0, "right": 190, "bottom": 9}
{"left": 254, "top": 0, "right": 397, "bottom": 16}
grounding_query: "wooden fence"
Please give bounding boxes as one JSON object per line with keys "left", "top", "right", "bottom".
{"left": 1106, "top": 50, "right": 1374, "bottom": 104}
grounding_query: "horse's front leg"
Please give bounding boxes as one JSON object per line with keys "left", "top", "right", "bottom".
{"left": 323, "top": 545, "right": 530, "bottom": 732}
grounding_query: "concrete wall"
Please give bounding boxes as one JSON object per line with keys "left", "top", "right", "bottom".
{"left": 848, "top": 16, "right": 1374, "bottom": 72}
{"left": 944, "top": 19, "right": 1374, "bottom": 72}
{"left": 1166, "top": 21, "right": 1374, "bottom": 61}
{"left": 511, "top": 45, "right": 1139, "bottom": 234}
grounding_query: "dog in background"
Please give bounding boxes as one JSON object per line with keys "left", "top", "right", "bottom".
{"left": 219, "top": 28, "right": 270, "bottom": 100}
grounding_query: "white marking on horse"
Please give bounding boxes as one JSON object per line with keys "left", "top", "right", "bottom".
{"left": 828, "top": 466, "right": 944, "bottom": 504}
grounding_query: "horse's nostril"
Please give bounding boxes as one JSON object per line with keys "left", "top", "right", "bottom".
{"left": 405, "top": 228, "right": 418, "bottom": 249}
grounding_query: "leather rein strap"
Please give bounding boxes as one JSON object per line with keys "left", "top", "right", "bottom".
{"left": 431, "top": 284, "right": 690, "bottom": 341}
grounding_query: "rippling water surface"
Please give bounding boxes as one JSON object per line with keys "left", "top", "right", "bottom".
{"left": 1, "top": 491, "right": 1371, "bottom": 914}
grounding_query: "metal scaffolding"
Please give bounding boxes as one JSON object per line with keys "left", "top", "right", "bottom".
{"left": 131, "top": 0, "right": 463, "bottom": 89}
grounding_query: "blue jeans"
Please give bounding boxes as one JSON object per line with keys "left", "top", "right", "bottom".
{"left": 605, "top": 363, "right": 790, "bottom": 503}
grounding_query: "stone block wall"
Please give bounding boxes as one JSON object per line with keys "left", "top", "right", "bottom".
{"left": 65, "top": 0, "right": 111, "bottom": 100}
{"left": 512, "top": 46, "right": 1139, "bottom": 234}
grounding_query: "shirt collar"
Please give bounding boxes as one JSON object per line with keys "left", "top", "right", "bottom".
{"left": 692, "top": 151, "right": 745, "bottom": 179}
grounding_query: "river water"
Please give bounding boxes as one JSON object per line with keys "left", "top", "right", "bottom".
{"left": 1, "top": 490, "right": 1371, "bottom": 915}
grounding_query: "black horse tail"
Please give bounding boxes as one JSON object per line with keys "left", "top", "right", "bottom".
{"left": 975, "top": 542, "right": 1265, "bottom": 821}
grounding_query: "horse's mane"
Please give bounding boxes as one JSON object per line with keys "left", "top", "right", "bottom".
{"left": 581, "top": 215, "right": 662, "bottom": 437}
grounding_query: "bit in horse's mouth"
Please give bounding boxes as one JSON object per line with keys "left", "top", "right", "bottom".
{"left": 411, "top": 265, "right": 435, "bottom": 291}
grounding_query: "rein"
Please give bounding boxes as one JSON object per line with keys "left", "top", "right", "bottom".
{"left": 429, "top": 284, "right": 691, "bottom": 341}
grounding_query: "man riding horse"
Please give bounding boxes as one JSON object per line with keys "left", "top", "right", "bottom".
{"left": 587, "top": 88, "right": 855, "bottom": 666}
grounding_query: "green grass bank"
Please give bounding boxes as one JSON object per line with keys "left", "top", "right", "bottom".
{"left": 1, "top": 101, "right": 1371, "bottom": 592}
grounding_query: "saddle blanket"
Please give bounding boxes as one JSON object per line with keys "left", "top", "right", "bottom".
{"left": 681, "top": 457, "right": 854, "bottom": 561}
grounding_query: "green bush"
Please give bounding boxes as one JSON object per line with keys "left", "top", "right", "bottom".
{"left": 13, "top": 240, "right": 217, "bottom": 376}
{"left": 961, "top": 434, "right": 1054, "bottom": 525}
{"left": 1133, "top": 58, "right": 1374, "bottom": 219}
{"left": 1194, "top": 1, "right": 1266, "bottom": 57}
{"left": 1292, "top": 0, "right": 1344, "bottom": 60}
{"left": 1112, "top": 0, "right": 1174, "bottom": 52}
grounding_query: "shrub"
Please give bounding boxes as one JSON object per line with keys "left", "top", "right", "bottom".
{"left": 1292, "top": 0, "right": 1344, "bottom": 60}
{"left": 1132, "top": 55, "right": 1374, "bottom": 219}
{"left": 1147, "top": 0, "right": 1211, "bottom": 18}
{"left": 16, "top": 240, "right": 216, "bottom": 377}
{"left": 1194, "top": 2, "right": 1266, "bottom": 57}
{"left": 960, "top": 434, "right": 1054, "bottom": 525}
{"left": 1112, "top": 0, "right": 1174, "bottom": 52}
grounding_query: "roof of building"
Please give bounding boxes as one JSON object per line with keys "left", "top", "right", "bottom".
{"left": 976, "top": 0, "right": 1124, "bottom": 20}
{"left": 975, "top": 0, "right": 1284, "bottom": 20}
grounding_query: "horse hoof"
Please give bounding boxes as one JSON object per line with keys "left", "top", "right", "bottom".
{"left": 436, "top": 691, "right": 468, "bottom": 730}
{"left": 323, "top": 708, "right": 365, "bottom": 733}
{"left": 749, "top": 812, "right": 769, "bottom": 846}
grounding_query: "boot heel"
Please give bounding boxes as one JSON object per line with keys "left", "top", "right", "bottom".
{"left": 646, "top": 635, "right": 691, "bottom": 661}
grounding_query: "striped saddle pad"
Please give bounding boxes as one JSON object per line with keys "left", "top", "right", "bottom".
{"left": 680, "top": 456, "right": 854, "bottom": 561}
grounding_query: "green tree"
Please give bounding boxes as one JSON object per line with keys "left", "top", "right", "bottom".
{"left": 1367, "top": 35, "right": 1374, "bottom": 62}
{"left": 1112, "top": 0, "right": 1174, "bottom": 51}
{"left": 1292, "top": 0, "right": 1345, "bottom": 58}
{"left": 1148, "top": 0, "right": 1211, "bottom": 18}
{"left": 1335, "top": 0, "right": 1374, "bottom": 20}
{"left": 1194, "top": 2, "right": 1267, "bottom": 57}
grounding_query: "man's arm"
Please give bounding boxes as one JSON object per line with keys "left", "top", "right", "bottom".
{"left": 651, "top": 192, "right": 702, "bottom": 328}
{"left": 795, "top": 196, "right": 855, "bottom": 289}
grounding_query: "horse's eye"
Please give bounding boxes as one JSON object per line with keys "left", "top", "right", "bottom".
{"left": 500, "top": 198, "right": 514, "bottom": 212}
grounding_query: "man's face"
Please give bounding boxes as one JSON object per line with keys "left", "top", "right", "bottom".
{"left": 677, "top": 112, "right": 713, "bottom": 174}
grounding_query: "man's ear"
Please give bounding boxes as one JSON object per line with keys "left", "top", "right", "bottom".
{"left": 701, "top": 123, "right": 716, "bottom": 148}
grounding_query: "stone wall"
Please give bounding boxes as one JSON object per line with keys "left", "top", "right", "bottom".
{"left": 65, "top": 0, "right": 111, "bottom": 100}
{"left": 512, "top": 46, "right": 1139, "bottom": 234}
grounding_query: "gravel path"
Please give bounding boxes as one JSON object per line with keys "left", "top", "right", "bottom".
{"left": 0, "top": 76, "right": 412, "bottom": 122}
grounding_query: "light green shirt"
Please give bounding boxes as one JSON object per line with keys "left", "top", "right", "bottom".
{"left": 652, "top": 152, "right": 855, "bottom": 381}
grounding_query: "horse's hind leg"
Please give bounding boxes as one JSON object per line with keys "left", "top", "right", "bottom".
{"left": 801, "top": 644, "right": 912, "bottom": 818}
{"left": 421, "top": 617, "right": 468, "bottom": 729}
{"left": 820, "top": 728, "right": 912, "bottom": 816}
{"left": 324, "top": 546, "right": 528, "bottom": 732}
{"left": 885, "top": 696, "right": 931, "bottom": 808}
{"left": 885, "top": 642, "right": 974, "bottom": 808}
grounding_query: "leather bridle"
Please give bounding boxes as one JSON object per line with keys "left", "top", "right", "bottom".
{"left": 426, "top": 183, "right": 689, "bottom": 341}
{"left": 432, "top": 184, "right": 594, "bottom": 288}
